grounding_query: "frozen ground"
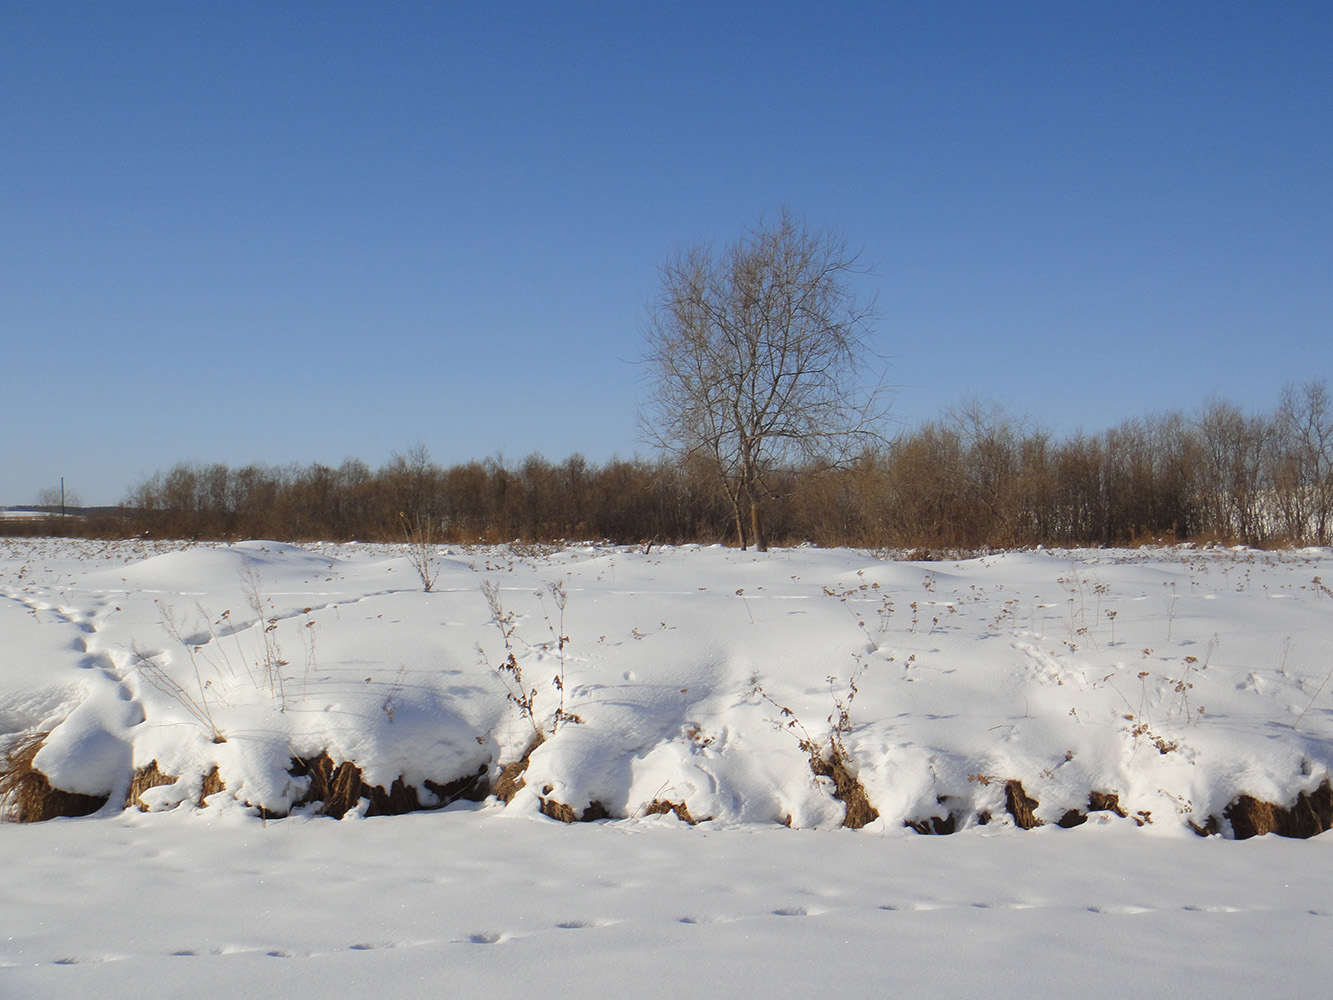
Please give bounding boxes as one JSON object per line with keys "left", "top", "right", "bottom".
{"left": 2, "top": 538, "right": 1332, "bottom": 995}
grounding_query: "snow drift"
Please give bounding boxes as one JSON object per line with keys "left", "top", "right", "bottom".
{"left": 3, "top": 537, "right": 1333, "bottom": 837}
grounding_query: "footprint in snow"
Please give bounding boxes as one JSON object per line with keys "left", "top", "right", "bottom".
{"left": 1087, "top": 904, "right": 1153, "bottom": 915}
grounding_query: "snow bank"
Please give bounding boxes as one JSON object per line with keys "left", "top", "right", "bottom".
{"left": 3, "top": 538, "right": 1333, "bottom": 835}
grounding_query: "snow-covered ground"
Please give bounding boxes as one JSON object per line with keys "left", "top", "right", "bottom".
{"left": 3, "top": 538, "right": 1332, "bottom": 996}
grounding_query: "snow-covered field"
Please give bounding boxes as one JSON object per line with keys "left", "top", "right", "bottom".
{"left": 3, "top": 538, "right": 1332, "bottom": 997}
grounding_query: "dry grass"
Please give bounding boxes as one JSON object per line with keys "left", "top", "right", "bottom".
{"left": 287, "top": 752, "right": 371, "bottom": 818}
{"left": 751, "top": 671, "right": 880, "bottom": 829}
{"left": 493, "top": 732, "right": 544, "bottom": 804}
{"left": 286, "top": 752, "right": 490, "bottom": 819}
{"left": 906, "top": 796, "right": 959, "bottom": 835}
{"left": 538, "top": 786, "right": 609, "bottom": 824}
{"left": 539, "top": 797, "right": 579, "bottom": 823}
{"left": 423, "top": 765, "right": 489, "bottom": 808}
{"left": 128, "top": 760, "right": 177, "bottom": 811}
{"left": 808, "top": 750, "right": 880, "bottom": 829}
{"left": 1088, "top": 790, "right": 1127, "bottom": 818}
{"left": 1223, "top": 781, "right": 1333, "bottom": 839}
{"left": 1004, "top": 779, "right": 1042, "bottom": 830}
{"left": 643, "top": 798, "right": 707, "bottom": 824}
{"left": 124, "top": 761, "right": 227, "bottom": 812}
{"left": 0, "top": 731, "right": 109, "bottom": 822}
{"left": 199, "top": 764, "right": 226, "bottom": 804}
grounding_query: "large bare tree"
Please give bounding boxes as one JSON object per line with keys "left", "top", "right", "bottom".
{"left": 640, "top": 209, "right": 887, "bottom": 550}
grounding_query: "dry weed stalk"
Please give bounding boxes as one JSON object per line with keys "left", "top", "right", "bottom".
{"left": 400, "top": 511, "right": 440, "bottom": 592}
{"left": 131, "top": 641, "right": 226, "bottom": 743}
{"left": 822, "top": 578, "right": 892, "bottom": 649}
{"left": 243, "top": 569, "right": 287, "bottom": 711}
{"left": 480, "top": 580, "right": 540, "bottom": 741}
{"left": 481, "top": 579, "right": 585, "bottom": 804}
{"left": 141, "top": 569, "right": 299, "bottom": 738}
{"left": 536, "top": 579, "right": 580, "bottom": 729}
{"left": 482, "top": 580, "right": 582, "bottom": 739}
{"left": 1294, "top": 661, "right": 1333, "bottom": 732}
{"left": 1166, "top": 632, "right": 1214, "bottom": 724}
{"left": 735, "top": 587, "right": 755, "bottom": 623}
{"left": 751, "top": 663, "right": 879, "bottom": 828}
{"left": 299, "top": 609, "right": 318, "bottom": 700}
{"left": 381, "top": 666, "right": 408, "bottom": 723}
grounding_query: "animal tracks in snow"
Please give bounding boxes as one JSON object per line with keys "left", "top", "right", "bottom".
{"left": 29, "top": 900, "right": 1247, "bottom": 970}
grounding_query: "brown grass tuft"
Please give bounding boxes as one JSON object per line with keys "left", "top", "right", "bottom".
{"left": 286, "top": 752, "right": 361, "bottom": 818}
{"left": 1088, "top": 790, "right": 1128, "bottom": 817}
{"left": 1190, "top": 814, "right": 1222, "bottom": 837}
{"left": 809, "top": 750, "right": 880, "bottom": 829}
{"left": 1004, "top": 779, "right": 1042, "bottom": 830}
{"left": 364, "top": 775, "right": 426, "bottom": 817}
{"left": 907, "top": 796, "right": 959, "bottom": 834}
{"left": 1057, "top": 791, "right": 1136, "bottom": 829}
{"left": 493, "top": 732, "right": 544, "bottom": 804}
{"left": 423, "top": 764, "right": 489, "bottom": 807}
{"left": 1223, "top": 781, "right": 1333, "bottom": 839}
{"left": 128, "top": 760, "right": 177, "bottom": 811}
{"left": 539, "top": 785, "right": 609, "bottom": 823}
{"left": 643, "top": 798, "right": 708, "bottom": 824}
{"left": 0, "top": 732, "right": 109, "bottom": 822}
{"left": 907, "top": 814, "right": 957, "bottom": 835}
{"left": 539, "top": 796, "right": 578, "bottom": 823}
{"left": 287, "top": 752, "right": 490, "bottom": 819}
{"left": 199, "top": 765, "right": 226, "bottom": 804}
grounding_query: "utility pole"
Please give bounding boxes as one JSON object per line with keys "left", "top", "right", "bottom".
{"left": 60, "top": 477, "right": 65, "bottom": 518}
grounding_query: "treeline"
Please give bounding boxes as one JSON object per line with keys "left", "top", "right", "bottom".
{"left": 17, "top": 383, "right": 1333, "bottom": 549}
{"left": 119, "top": 450, "right": 721, "bottom": 545}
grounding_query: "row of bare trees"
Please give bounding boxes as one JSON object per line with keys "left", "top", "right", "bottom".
{"left": 110, "top": 449, "right": 726, "bottom": 545}
{"left": 858, "top": 383, "right": 1333, "bottom": 549}
{"left": 13, "top": 381, "right": 1329, "bottom": 549}
{"left": 798, "top": 383, "right": 1332, "bottom": 549}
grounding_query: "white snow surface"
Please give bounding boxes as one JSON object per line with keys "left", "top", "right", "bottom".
{"left": 2, "top": 537, "right": 1333, "bottom": 996}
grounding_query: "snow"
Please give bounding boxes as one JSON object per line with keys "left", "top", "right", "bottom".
{"left": 3, "top": 537, "right": 1333, "bottom": 996}
{"left": 0, "top": 509, "right": 46, "bottom": 520}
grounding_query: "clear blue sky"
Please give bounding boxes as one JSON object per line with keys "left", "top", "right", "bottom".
{"left": 4, "top": 2, "right": 1329, "bottom": 505}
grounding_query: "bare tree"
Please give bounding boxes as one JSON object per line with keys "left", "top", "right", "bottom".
{"left": 1273, "top": 379, "right": 1333, "bottom": 544}
{"left": 1195, "top": 398, "right": 1274, "bottom": 544}
{"left": 639, "top": 209, "right": 887, "bottom": 550}
{"left": 37, "top": 483, "right": 79, "bottom": 513}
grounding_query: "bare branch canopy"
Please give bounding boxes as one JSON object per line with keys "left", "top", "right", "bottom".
{"left": 639, "top": 208, "right": 889, "bottom": 550}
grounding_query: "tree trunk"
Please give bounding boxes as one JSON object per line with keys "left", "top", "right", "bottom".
{"left": 728, "top": 488, "right": 748, "bottom": 550}
{"left": 750, "top": 497, "right": 766, "bottom": 552}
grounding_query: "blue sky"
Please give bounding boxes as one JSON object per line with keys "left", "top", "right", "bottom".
{"left": 4, "top": 3, "right": 1330, "bottom": 505}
